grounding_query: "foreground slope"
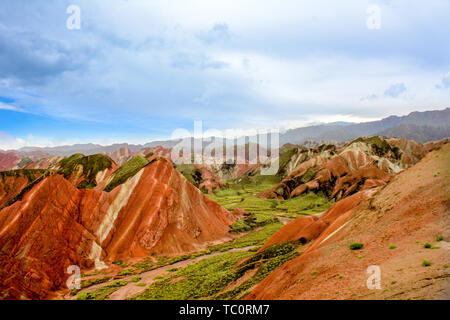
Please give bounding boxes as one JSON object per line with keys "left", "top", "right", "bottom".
{"left": 247, "top": 143, "right": 449, "bottom": 300}
{"left": 0, "top": 158, "right": 235, "bottom": 299}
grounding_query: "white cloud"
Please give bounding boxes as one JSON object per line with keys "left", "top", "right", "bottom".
{"left": 0, "top": 102, "right": 23, "bottom": 112}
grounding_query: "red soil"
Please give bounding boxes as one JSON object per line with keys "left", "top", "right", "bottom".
{"left": 0, "top": 159, "right": 235, "bottom": 299}
{"left": 247, "top": 143, "right": 450, "bottom": 300}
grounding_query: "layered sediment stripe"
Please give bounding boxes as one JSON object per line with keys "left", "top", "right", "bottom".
{"left": 96, "top": 168, "right": 144, "bottom": 243}
{"left": 0, "top": 178, "right": 45, "bottom": 238}
{"left": 89, "top": 240, "right": 108, "bottom": 270}
{"left": 107, "top": 161, "right": 172, "bottom": 255}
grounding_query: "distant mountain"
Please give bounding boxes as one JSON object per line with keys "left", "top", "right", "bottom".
{"left": 19, "top": 143, "right": 144, "bottom": 157}
{"left": 14, "top": 108, "right": 450, "bottom": 156}
{"left": 280, "top": 107, "right": 449, "bottom": 144}
{"left": 377, "top": 124, "right": 450, "bottom": 143}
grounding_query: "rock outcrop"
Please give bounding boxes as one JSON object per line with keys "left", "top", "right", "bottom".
{"left": 0, "top": 158, "right": 235, "bottom": 299}
{"left": 258, "top": 137, "right": 431, "bottom": 201}
{"left": 247, "top": 143, "right": 450, "bottom": 300}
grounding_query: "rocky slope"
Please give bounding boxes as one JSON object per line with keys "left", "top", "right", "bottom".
{"left": 247, "top": 142, "right": 449, "bottom": 300}
{"left": 0, "top": 157, "right": 236, "bottom": 299}
{"left": 258, "top": 137, "right": 428, "bottom": 201}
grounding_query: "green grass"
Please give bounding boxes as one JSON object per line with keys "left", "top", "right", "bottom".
{"left": 132, "top": 258, "right": 154, "bottom": 272}
{"left": 175, "top": 164, "right": 203, "bottom": 187}
{"left": 349, "top": 242, "right": 364, "bottom": 250}
{"left": 276, "top": 146, "right": 298, "bottom": 177}
{"left": 130, "top": 240, "right": 301, "bottom": 300}
{"left": 229, "top": 213, "right": 279, "bottom": 233}
{"left": 136, "top": 283, "right": 146, "bottom": 287}
{"left": 76, "top": 281, "right": 128, "bottom": 300}
{"left": 70, "top": 276, "right": 112, "bottom": 296}
{"left": 389, "top": 244, "right": 397, "bottom": 250}
{"left": 208, "top": 180, "right": 332, "bottom": 218}
{"left": 117, "top": 269, "right": 135, "bottom": 276}
{"left": 131, "top": 276, "right": 142, "bottom": 282}
{"left": 112, "top": 260, "right": 129, "bottom": 268}
{"left": 17, "top": 157, "right": 33, "bottom": 168}
{"left": 59, "top": 153, "right": 113, "bottom": 189}
{"left": 208, "top": 222, "right": 283, "bottom": 252}
{"left": 104, "top": 155, "right": 149, "bottom": 192}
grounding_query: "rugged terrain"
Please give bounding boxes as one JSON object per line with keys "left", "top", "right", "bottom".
{"left": 0, "top": 155, "right": 236, "bottom": 299}
{"left": 247, "top": 143, "right": 450, "bottom": 300}
{"left": 0, "top": 134, "right": 448, "bottom": 300}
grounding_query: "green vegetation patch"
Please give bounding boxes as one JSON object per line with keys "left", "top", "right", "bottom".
{"left": 130, "top": 239, "right": 301, "bottom": 300}
{"left": 70, "top": 276, "right": 112, "bottom": 296}
{"left": 175, "top": 164, "right": 203, "bottom": 187}
{"left": 17, "top": 157, "right": 33, "bottom": 168}
{"left": 351, "top": 136, "right": 401, "bottom": 159}
{"left": 349, "top": 242, "right": 364, "bottom": 250}
{"left": 0, "top": 169, "right": 51, "bottom": 209}
{"left": 104, "top": 155, "right": 149, "bottom": 192}
{"left": 277, "top": 146, "right": 298, "bottom": 177}
{"left": 422, "top": 259, "right": 432, "bottom": 267}
{"left": 132, "top": 258, "right": 154, "bottom": 272}
{"left": 112, "top": 260, "right": 129, "bottom": 268}
{"left": 117, "top": 269, "right": 135, "bottom": 276}
{"left": 229, "top": 213, "right": 279, "bottom": 233}
{"left": 76, "top": 280, "right": 127, "bottom": 300}
{"left": 58, "top": 153, "right": 113, "bottom": 189}
{"left": 209, "top": 222, "right": 283, "bottom": 252}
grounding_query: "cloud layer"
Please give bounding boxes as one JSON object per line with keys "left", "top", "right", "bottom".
{"left": 0, "top": 0, "right": 449, "bottom": 149}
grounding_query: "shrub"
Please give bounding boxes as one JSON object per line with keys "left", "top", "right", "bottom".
{"left": 112, "top": 260, "right": 129, "bottom": 268}
{"left": 435, "top": 236, "right": 444, "bottom": 242}
{"left": 131, "top": 276, "right": 142, "bottom": 282}
{"left": 117, "top": 269, "right": 134, "bottom": 276}
{"left": 422, "top": 259, "right": 432, "bottom": 267}
{"left": 136, "top": 283, "right": 146, "bottom": 287}
{"left": 389, "top": 244, "right": 397, "bottom": 249}
{"left": 349, "top": 242, "right": 364, "bottom": 250}
{"left": 424, "top": 243, "right": 432, "bottom": 249}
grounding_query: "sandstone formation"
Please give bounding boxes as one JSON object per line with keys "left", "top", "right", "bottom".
{"left": 247, "top": 143, "right": 450, "bottom": 300}
{"left": 0, "top": 158, "right": 235, "bottom": 299}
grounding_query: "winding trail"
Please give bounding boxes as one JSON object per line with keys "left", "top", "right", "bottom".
{"left": 68, "top": 245, "right": 257, "bottom": 300}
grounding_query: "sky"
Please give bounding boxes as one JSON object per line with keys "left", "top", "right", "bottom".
{"left": 0, "top": 0, "right": 449, "bottom": 150}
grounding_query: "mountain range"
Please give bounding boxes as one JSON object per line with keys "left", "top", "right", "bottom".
{"left": 7, "top": 108, "right": 449, "bottom": 156}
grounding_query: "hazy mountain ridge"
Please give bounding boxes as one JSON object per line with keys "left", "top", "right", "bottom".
{"left": 9, "top": 108, "right": 450, "bottom": 156}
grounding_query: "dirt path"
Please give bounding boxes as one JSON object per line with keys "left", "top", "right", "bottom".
{"left": 68, "top": 245, "right": 257, "bottom": 300}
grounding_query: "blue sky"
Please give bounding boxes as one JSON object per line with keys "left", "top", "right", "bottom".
{"left": 0, "top": 0, "right": 449, "bottom": 149}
